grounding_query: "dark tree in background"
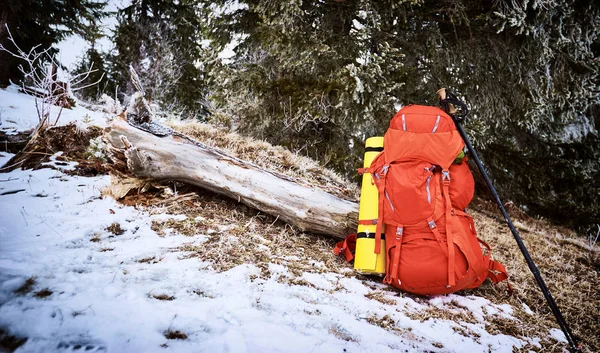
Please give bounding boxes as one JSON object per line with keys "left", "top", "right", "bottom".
{"left": 0, "top": 0, "right": 107, "bottom": 87}
{"left": 200, "top": 0, "right": 599, "bottom": 232}
{"left": 73, "top": 45, "right": 110, "bottom": 101}
{"left": 108, "top": 0, "right": 208, "bottom": 116}
{"left": 1, "top": 0, "right": 598, "bottom": 232}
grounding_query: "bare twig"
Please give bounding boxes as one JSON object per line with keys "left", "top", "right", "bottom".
{"left": 0, "top": 24, "right": 104, "bottom": 130}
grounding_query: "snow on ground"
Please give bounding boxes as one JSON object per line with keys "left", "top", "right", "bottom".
{"left": 0, "top": 85, "right": 108, "bottom": 134}
{"left": 1, "top": 88, "right": 527, "bottom": 352}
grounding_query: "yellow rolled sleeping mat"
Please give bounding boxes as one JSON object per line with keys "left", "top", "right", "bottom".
{"left": 354, "top": 136, "right": 386, "bottom": 275}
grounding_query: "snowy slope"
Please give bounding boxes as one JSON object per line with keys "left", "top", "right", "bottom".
{"left": 0, "top": 85, "right": 108, "bottom": 134}
{"left": 0, "top": 88, "right": 534, "bottom": 353}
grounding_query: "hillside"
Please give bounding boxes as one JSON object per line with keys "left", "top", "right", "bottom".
{"left": 0, "top": 88, "right": 598, "bottom": 353}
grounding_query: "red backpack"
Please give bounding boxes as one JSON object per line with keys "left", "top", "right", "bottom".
{"left": 336, "top": 105, "right": 510, "bottom": 295}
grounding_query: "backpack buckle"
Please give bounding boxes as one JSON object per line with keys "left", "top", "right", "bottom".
{"left": 442, "top": 170, "right": 450, "bottom": 181}
{"left": 428, "top": 220, "right": 436, "bottom": 229}
{"left": 381, "top": 165, "right": 390, "bottom": 175}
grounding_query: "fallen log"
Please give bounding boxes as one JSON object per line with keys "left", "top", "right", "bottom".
{"left": 103, "top": 115, "right": 359, "bottom": 239}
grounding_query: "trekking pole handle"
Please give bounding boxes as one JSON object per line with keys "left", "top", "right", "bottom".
{"left": 436, "top": 88, "right": 457, "bottom": 115}
{"left": 436, "top": 88, "right": 468, "bottom": 122}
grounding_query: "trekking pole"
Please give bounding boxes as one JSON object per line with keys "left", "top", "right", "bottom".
{"left": 436, "top": 88, "right": 582, "bottom": 353}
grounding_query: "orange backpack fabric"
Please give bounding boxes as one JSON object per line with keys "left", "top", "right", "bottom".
{"left": 341, "top": 105, "right": 509, "bottom": 295}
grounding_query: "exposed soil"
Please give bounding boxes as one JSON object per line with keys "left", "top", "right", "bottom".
{"left": 0, "top": 329, "right": 27, "bottom": 353}
{"left": 0, "top": 131, "right": 31, "bottom": 154}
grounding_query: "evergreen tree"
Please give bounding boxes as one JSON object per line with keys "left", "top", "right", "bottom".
{"left": 200, "top": 0, "right": 599, "bottom": 231}
{"left": 109, "top": 0, "right": 207, "bottom": 116}
{"left": 0, "top": 0, "right": 108, "bottom": 86}
{"left": 72, "top": 45, "right": 110, "bottom": 101}
{"left": 203, "top": 0, "right": 408, "bottom": 173}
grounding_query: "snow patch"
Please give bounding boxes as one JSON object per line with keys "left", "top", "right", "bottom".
{"left": 0, "top": 89, "right": 534, "bottom": 352}
{"left": 549, "top": 328, "right": 568, "bottom": 343}
{"left": 0, "top": 85, "right": 109, "bottom": 134}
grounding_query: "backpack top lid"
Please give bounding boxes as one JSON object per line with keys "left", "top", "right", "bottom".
{"left": 390, "top": 105, "right": 456, "bottom": 132}
{"left": 384, "top": 105, "right": 464, "bottom": 168}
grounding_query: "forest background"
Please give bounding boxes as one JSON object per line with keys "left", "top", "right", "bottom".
{"left": 1, "top": 0, "right": 598, "bottom": 235}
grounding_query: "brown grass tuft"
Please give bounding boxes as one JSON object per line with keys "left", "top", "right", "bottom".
{"left": 14, "top": 277, "right": 36, "bottom": 295}
{"left": 0, "top": 329, "right": 27, "bottom": 352}
{"left": 34, "top": 288, "right": 53, "bottom": 298}
{"left": 405, "top": 306, "right": 478, "bottom": 325}
{"left": 105, "top": 222, "right": 125, "bottom": 235}
{"left": 164, "top": 330, "right": 187, "bottom": 340}
{"left": 151, "top": 294, "right": 175, "bottom": 301}
{"left": 366, "top": 314, "right": 396, "bottom": 330}
{"left": 329, "top": 325, "right": 357, "bottom": 342}
{"left": 365, "top": 291, "right": 397, "bottom": 306}
{"left": 138, "top": 256, "right": 162, "bottom": 264}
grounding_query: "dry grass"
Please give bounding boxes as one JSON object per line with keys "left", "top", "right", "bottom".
{"left": 128, "top": 184, "right": 345, "bottom": 277}
{"left": 105, "top": 222, "right": 125, "bottom": 235}
{"left": 163, "top": 329, "right": 187, "bottom": 340}
{"left": 14, "top": 277, "right": 36, "bottom": 295}
{"left": 462, "top": 206, "right": 600, "bottom": 353}
{"left": 0, "top": 329, "right": 27, "bottom": 353}
{"left": 33, "top": 288, "right": 53, "bottom": 298}
{"left": 166, "top": 119, "right": 359, "bottom": 201}
{"left": 406, "top": 305, "right": 478, "bottom": 325}
{"left": 139, "top": 186, "right": 598, "bottom": 352}
{"left": 365, "top": 291, "right": 397, "bottom": 306}
{"left": 366, "top": 314, "right": 397, "bottom": 330}
{"left": 151, "top": 293, "right": 175, "bottom": 301}
{"left": 137, "top": 256, "right": 162, "bottom": 264}
{"left": 95, "top": 120, "right": 597, "bottom": 352}
{"left": 329, "top": 325, "right": 357, "bottom": 342}
{"left": 1, "top": 123, "right": 109, "bottom": 176}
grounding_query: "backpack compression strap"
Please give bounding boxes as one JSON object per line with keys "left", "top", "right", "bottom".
{"left": 441, "top": 169, "right": 457, "bottom": 287}
{"left": 371, "top": 164, "right": 389, "bottom": 255}
{"left": 383, "top": 225, "right": 404, "bottom": 287}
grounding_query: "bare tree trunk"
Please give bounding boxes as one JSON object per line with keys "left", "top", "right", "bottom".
{"left": 103, "top": 116, "right": 359, "bottom": 240}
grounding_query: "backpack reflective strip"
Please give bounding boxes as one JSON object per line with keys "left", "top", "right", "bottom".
{"left": 402, "top": 114, "right": 406, "bottom": 131}
{"left": 432, "top": 115, "right": 441, "bottom": 133}
{"left": 384, "top": 190, "right": 395, "bottom": 211}
{"left": 426, "top": 174, "right": 432, "bottom": 203}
